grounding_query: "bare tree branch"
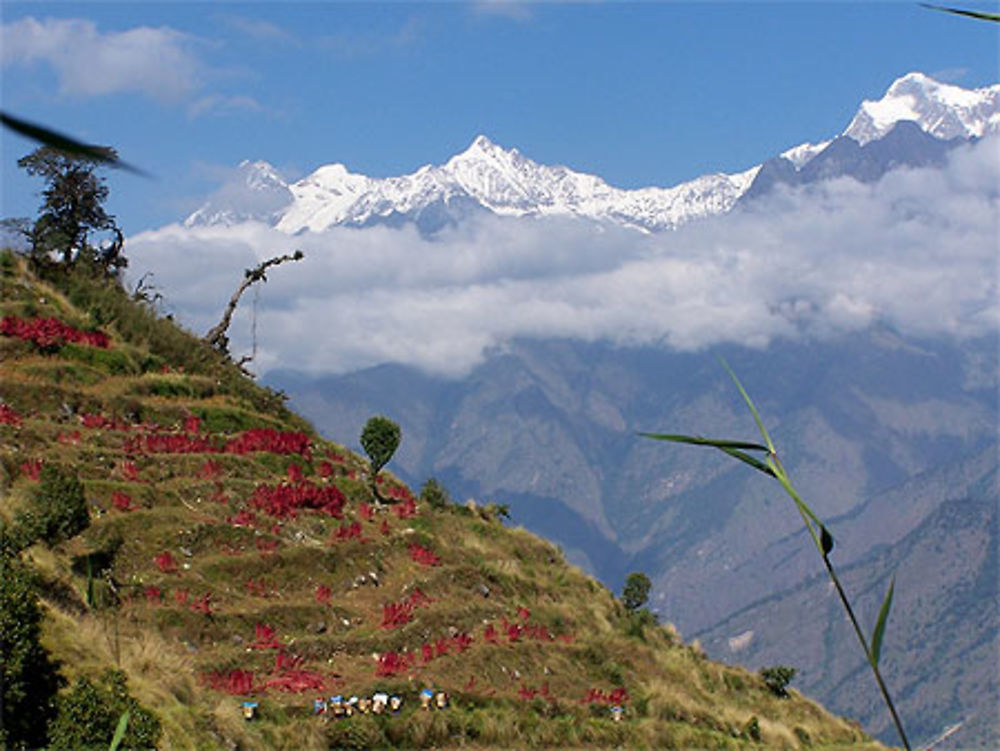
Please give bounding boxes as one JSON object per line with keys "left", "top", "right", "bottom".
{"left": 204, "top": 250, "right": 304, "bottom": 355}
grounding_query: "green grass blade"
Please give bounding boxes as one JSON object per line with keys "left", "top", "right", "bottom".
{"left": 108, "top": 710, "right": 130, "bottom": 751}
{"left": 638, "top": 432, "right": 774, "bottom": 476}
{"left": 719, "top": 358, "right": 775, "bottom": 453}
{"left": 637, "top": 433, "right": 769, "bottom": 451}
{"left": 871, "top": 576, "right": 896, "bottom": 666}
{"left": 717, "top": 446, "right": 777, "bottom": 476}
{"left": 920, "top": 3, "right": 1000, "bottom": 22}
{"left": 820, "top": 525, "right": 835, "bottom": 557}
{"left": 1, "top": 111, "right": 148, "bottom": 176}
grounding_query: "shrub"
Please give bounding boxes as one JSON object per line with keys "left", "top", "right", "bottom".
{"left": 48, "top": 670, "right": 161, "bottom": 751}
{"left": 16, "top": 464, "right": 89, "bottom": 546}
{"left": 760, "top": 665, "right": 797, "bottom": 698}
{"left": 621, "top": 571, "right": 651, "bottom": 612}
{"left": 742, "top": 715, "right": 761, "bottom": 741}
{"left": 324, "top": 714, "right": 386, "bottom": 750}
{"left": 0, "top": 541, "right": 62, "bottom": 749}
{"left": 419, "top": 477, "right": 451, "bottom": 509}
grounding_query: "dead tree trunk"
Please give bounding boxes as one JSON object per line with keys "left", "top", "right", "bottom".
{"left": 204, "top": 250, "right": 303, "bottom": 355}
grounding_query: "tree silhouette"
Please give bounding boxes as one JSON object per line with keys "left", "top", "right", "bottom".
{"left": 18, "top": 147, "right": 125, "bottom": 275}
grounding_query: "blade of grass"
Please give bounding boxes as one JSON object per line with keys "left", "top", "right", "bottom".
{"left": 641, "top": 363, "right": 910, "bottom": 749}
{"left": 108, "top": 710, "right": 130, "bottom": 751}
{"left": 638, "top": 432, "right": 775, "bottom": 476}
{"left": 920, "top": 3, "right": 1000, "bottom": 22}
{"left": 719, "top": 357, "right": 775, "bottom": 454}
{"left": 871, "top": 576, "right": 896, "bottom": 666}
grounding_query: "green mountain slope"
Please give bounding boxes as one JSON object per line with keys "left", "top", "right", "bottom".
{"left": 0, "top": 251, "right": 886, "bottom": 749}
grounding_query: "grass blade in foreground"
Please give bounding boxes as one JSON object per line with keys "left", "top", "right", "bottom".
{"left": 640, "top": 361, "right": 912, "bottom": 750}
{"left": 108, "top": 710, "right": 130, "bottom": 751}
{"left": 920, "top": 3, "right": 1000, "bottom": 22}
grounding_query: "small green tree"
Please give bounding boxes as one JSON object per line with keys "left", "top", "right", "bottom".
{"left": 48, "top": 670, "right": 161, "bottom": 751}
{"left": 760, "top": 665, "right": 797, "bottom": 698}
{"left": 360, "top": 416, "right": 400, "bottom": 501}
{"left": 622, "top": 572, "right": 652, "bottom": 612}
{"left": 16, "top": 464, "right": 90, "bottom": 547}
{"left": 17, "top": 146, "right": 125, "bottom": 274}
{"left": 419, "top": 477, "right": 451, "bottom": 509}
{"left": 0, "top": 539, "right": 62, "bottom": 749}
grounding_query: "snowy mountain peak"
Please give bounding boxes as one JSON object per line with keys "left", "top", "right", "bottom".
{"left": 844, "top": 72, "right": 1000, "bottom": 146}
{"left": 184, "top": 160, "right": 292, "bottom": 227}
{"left": 185, "top": 73, "right": 997, "bottom": 234}
{"left": 238, "top": 160, "right": 288, "bottom": 190}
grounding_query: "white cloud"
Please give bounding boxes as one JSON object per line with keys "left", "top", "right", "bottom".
{"left": 187, "top": 94, "right": 264, "bottom": 119}
{"left": 471, "top": 1, "right": 535, "bottom": 22}
{"left": 127, "top": 138, "right": 999, "bottom": 378}
{"left": 1, "top": 17, "right": 201, "bottom": 101}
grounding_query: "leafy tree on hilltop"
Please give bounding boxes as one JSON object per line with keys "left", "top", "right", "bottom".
{"left": 18, "top": 146, "right": 126, "bottom": 275}
{"left": 360, "top": 416, "right": 401, "bottom": 501}
{"left": 622, "top": 571, "right": 652, "bottom": 612}
{"left": 760, "top": 665, "right": 798, "bottom": 698}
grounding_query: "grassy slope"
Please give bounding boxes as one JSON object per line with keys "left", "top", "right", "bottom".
{"left": 0, "top": 251, "right": 884, "bottom": 750}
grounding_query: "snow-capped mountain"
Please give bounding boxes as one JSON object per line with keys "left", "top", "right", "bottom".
{"left": 184, "top": 73, "right": 999, "bottom": 234}
{"left": 845, "top": 72, "right": 999, "bottom": 146}
{"left": 185, "top": 160, "right": 292, "bottom": 228}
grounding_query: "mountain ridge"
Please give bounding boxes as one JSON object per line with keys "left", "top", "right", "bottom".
{"left": 184, "top": 72, "right": 999, "bottom": 234}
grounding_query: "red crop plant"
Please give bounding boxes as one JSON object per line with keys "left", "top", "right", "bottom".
{"left": 315, "top": 585, "right": 332, "bottom": 605}
{"left": 374, "top": 651, "right": 414, "bottom": 677}
{"left": 202, "top": 669, "right": 255, "bottom": 695}
{"left": 154, "top": 551, "right": 178, "bottom": 573}
{"left": 19, "top": 459, "right": 42, "bottom": 481}
{"left": 144, "top": 586, "right": 163, "bottom": 603}
{"left": 1, "top": 315, "right": 110, "bottom": 351}
{"left": 198, "top": 460, "right": 221, "bottom": 479}
{"left": 408, "top": 543, "right": 441, "bottom": 566}
{"left": 80, "top": 413, "right": 131, "bottom": 431}
{"left": 0, "top": 404, "right": 22, "bottom": 427}
{"left": 248, "top": 479, "right": 345, "bottom": 520}
{"left": 189, "top": 593, "right": 212, "bottom": 615}
{"left": 581, "top": 687, "right": 630, "bottom": 705}
{"left": 225, "top": 428, "right": 312, "bottom": 458}
{"left": 331, "top": 521, "right": 363, "bottom": 543}
{"left": 251, "top": 623, "right": 282, "bottom": 650}
{"left": 226, "top": 510, "right": 257, "bottom": 528}
{"left": 392, "top": 497, "right": 418, "bottom": 518}
{"left": 111, "top": 491, "right": 134, "bottom": 512}
{"left": 381, "top": 589, "right": 432, "bottom": 630}
{"left": 120, "top": 461, "right": 140, "bottom": 482}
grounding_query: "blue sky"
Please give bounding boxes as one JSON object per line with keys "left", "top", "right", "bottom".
{"left": 2, "top": 1, "right": 998, "bottom": 235}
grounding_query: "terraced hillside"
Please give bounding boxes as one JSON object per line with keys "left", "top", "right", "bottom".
{"left": 0, "top": 250, "right": 884, "bottom": 749}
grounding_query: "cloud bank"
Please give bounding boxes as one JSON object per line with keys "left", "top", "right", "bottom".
{"left": 127, "top": 138, "right": 999, "bottom": 377}
{"left": 1, "top": 17, "right": 201, "bottom": 101}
